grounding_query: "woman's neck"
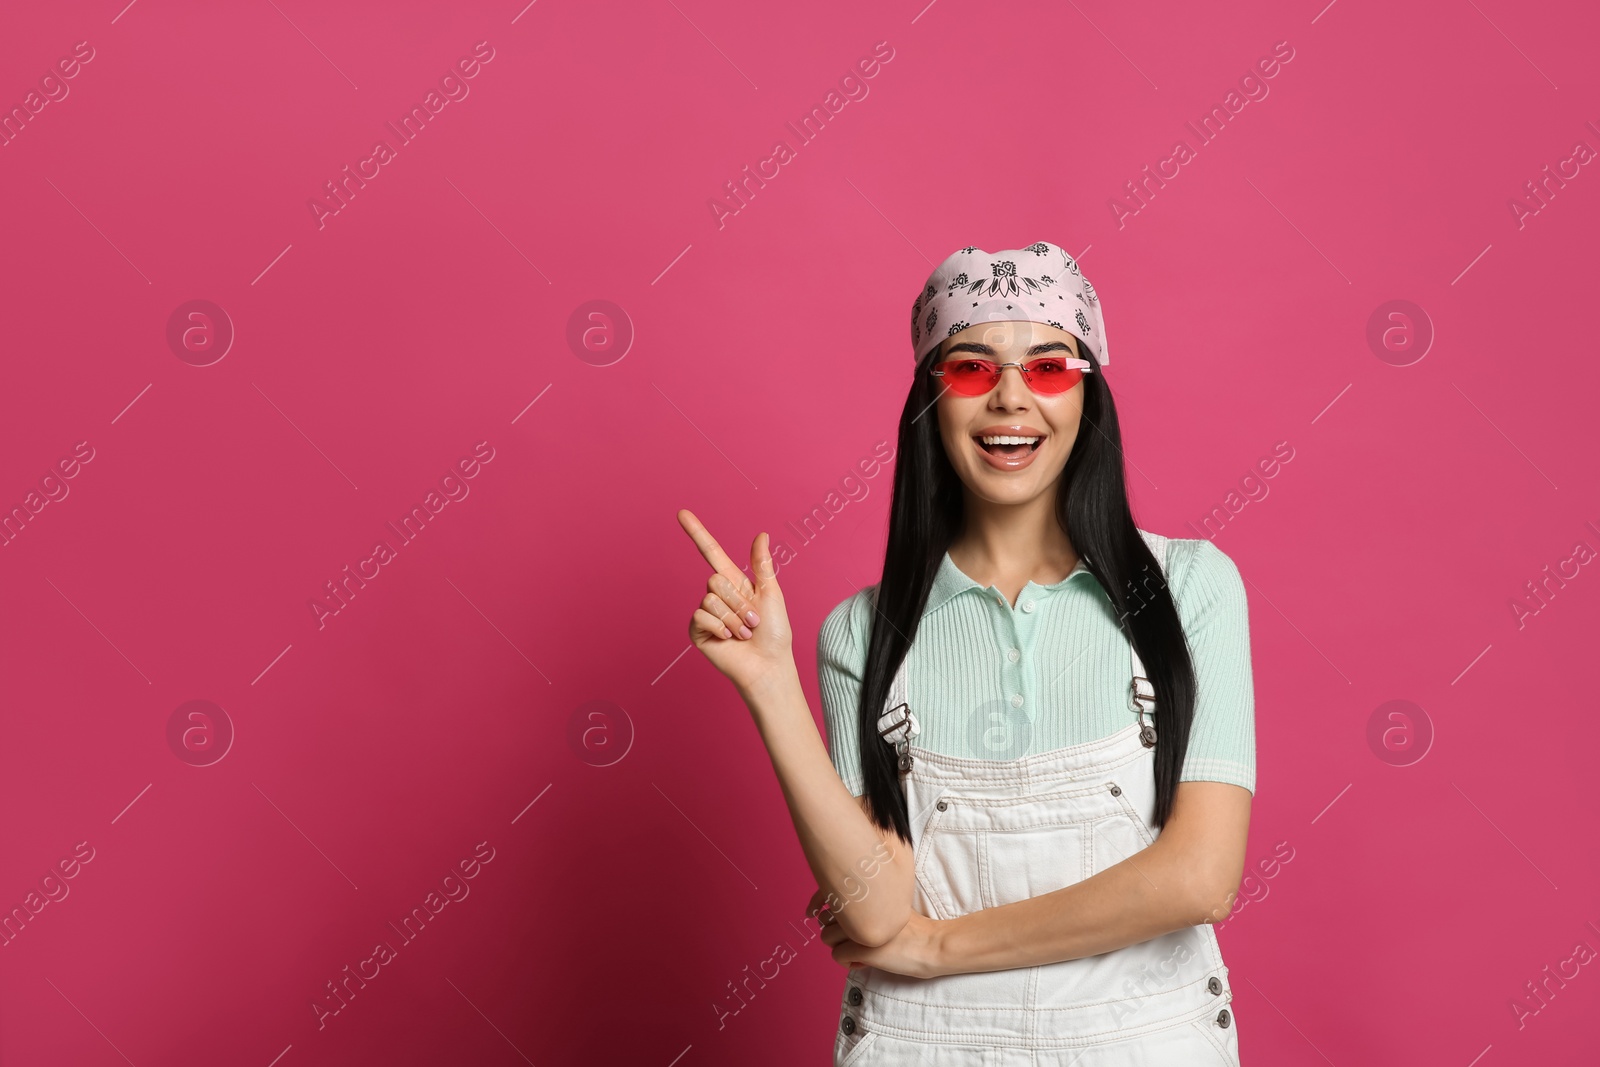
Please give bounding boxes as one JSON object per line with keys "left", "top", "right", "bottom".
{"left": 947, "top": 505, "right": 1079, "bottom": 606}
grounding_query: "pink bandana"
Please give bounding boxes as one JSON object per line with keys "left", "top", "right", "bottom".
{"left": 910, "top": 241, "right": 1107, "bottom": 368}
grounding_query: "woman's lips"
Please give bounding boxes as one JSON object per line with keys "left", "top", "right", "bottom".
{"left": 973, "top": 436, "right": 1043, "bottom": 471}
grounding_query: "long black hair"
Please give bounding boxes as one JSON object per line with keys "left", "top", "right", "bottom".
{"left": 855, "top": 338, "right": 1198, "bottom": 845}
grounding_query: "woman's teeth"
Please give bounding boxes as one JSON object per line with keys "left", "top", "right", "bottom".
{"left": 978, "top": 435, "right": 1042, "bottom": 454}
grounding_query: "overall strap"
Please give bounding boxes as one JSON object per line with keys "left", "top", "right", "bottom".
{"left": 878, "top": 646, "right": 918, "bottom": 774}
{"left": 1129, "top": 530, "right": 1170, "bottom": 747}
{"left": 872, "top": 581, "right": 918, "bottom": 775}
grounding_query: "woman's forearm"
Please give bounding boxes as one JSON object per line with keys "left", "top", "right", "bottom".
{"left": 738, "top": 662, "right": 914, "bottom": 948}
{"left": 934, "top": 839, "right": 1220, "bottom": 976}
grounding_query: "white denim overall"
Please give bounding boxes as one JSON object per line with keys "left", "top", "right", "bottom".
{"left": 834, "top": 533, "right": 1241, "bottom": 1066}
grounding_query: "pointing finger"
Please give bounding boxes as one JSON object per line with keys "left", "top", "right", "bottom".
{"left": 678, "top": 509, "right": 755, "bottom": 597}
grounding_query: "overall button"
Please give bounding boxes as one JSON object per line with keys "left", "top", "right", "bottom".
{"left": 847, "top": 987, "right": 863, "bottom": 1006}
{"left": 1021, "top": 599, "right": 1035, "bottom": 613}
{"left": 1208, "top": 976, "right": 1223, "bottom": 995}
{"left": 841, "top": 1015, "right": 857, "bottom": 1035}
{"left": 935, "top": 800, "right": 948, "bottom": 812}
{"left": 1216, "top": 1009, "right": 1231, "bottom": 1028}
{"left": 1010, "top": 694, "right": 1024, "bottom": 708}
{"left": 1007, "top": 648, "right": 1020, "bottom": 662}
{"left": 1108, "top": 783, "right": 1121, "bottom": 796}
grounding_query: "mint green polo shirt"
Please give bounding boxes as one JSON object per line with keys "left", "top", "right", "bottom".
{"left": 817, "top": 534, "right": 1256, "bottom": 796}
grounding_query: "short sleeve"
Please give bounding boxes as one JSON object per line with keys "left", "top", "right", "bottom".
{"left": 817, "top": 589, "right": 873, "bottom": 797}
{"left": 1168, "top": 539, "right": 1256, "bottom": 795}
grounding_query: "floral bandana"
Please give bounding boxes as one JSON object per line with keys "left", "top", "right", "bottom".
{"left": 910, "top": 240, "right": 1107, "bottom": 368}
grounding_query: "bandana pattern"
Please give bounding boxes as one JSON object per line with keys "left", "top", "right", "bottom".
{"left": 911, "top": 240, "right": 1108, "bottom": 367}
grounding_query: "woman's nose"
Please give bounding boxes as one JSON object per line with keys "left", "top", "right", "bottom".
{"left": 994, "top": 365, "right": 1032, "bottom": 400}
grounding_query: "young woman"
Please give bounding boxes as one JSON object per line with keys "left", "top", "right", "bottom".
{"left": 679, "top": 240, "right": 1255, "bottom": 1065}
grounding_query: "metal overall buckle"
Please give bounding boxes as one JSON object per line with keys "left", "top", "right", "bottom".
{"left": 877, "top": 702, "right": 920, "bottom": 774}
{"left": 1129, "top": 675, "right": 1157, "bottom": 748}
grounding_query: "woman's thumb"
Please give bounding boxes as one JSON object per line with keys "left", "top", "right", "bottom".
{"left": 752, "top": 531, "right": 778, "bottom": 589}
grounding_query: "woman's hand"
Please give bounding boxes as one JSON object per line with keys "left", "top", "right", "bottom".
{"left": 810, "top": 886, "right": 949, "bottom": 980}
{"left": 677, "top": 509, "right": 794, "bottom": 696}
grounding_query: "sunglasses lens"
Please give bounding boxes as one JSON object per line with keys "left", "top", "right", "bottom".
{"left": 939, "top": 360, "right": 999, "bottom": 395}
{"left": 1022, "top": 359, "right": 1083, "bottom": 395}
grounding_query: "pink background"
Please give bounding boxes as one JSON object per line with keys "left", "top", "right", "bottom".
{"left": 2, "top": 0, "right": 1598, "bottom": 1063}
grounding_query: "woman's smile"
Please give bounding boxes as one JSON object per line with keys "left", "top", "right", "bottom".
{"left": 972, "top": 424, "right": 1047, "bottom": 470}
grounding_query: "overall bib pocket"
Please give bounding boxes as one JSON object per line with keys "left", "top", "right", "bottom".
{"left": 913, "top": 781, "right": 1133, "bottom": 916}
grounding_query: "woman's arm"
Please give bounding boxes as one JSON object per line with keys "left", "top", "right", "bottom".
{"left": 678, "top": 511, "right": 915, "bottom": 947}
{"left": 934, "top": 779, "right": 1250, "bottom": 973}
{"left": 738, "top": 662, "right": 916, "bottom": 949}
{"left": 823, "top": 780, "right": 1250, "bottom": 977}
{"left": 678, "top": 512, "right": 916, "bottom": 948}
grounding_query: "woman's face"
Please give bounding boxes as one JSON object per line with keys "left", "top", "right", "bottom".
{"left": 932, "top": 320, "right": 1086, "bottom": 508}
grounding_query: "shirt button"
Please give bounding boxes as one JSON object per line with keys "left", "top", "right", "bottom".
{"left": 1007, "top": 648, "right": 1020, "bottom": 662}
{"left": 848, "top": 987, "right": 864, "bottom": 1006}
{"left": 841, "top": 1015, "right": 857, "bottom": 1035}
{"left": 1216, "top": 1009, "right": 1231, "bottom": 1028}
{"left": 1208, "top": 976, "right": 1223, "bottom": 995}
{"left": 995, "top": 594, "right": 1006, "bottom": 607}
{"left": 1021, "top": 599, "right": 1035, "bottom": 613}
{"left": 1010, "top": 694, "right": 1024, "bottom": 708}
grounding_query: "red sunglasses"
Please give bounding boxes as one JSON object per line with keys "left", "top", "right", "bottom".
{"left": 930, "top": 356, "right": 1092, "bottom": 397}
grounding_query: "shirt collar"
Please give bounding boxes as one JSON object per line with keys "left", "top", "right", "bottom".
{"left": 924, "top": 549, "right": 1096, "bottom": 617}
